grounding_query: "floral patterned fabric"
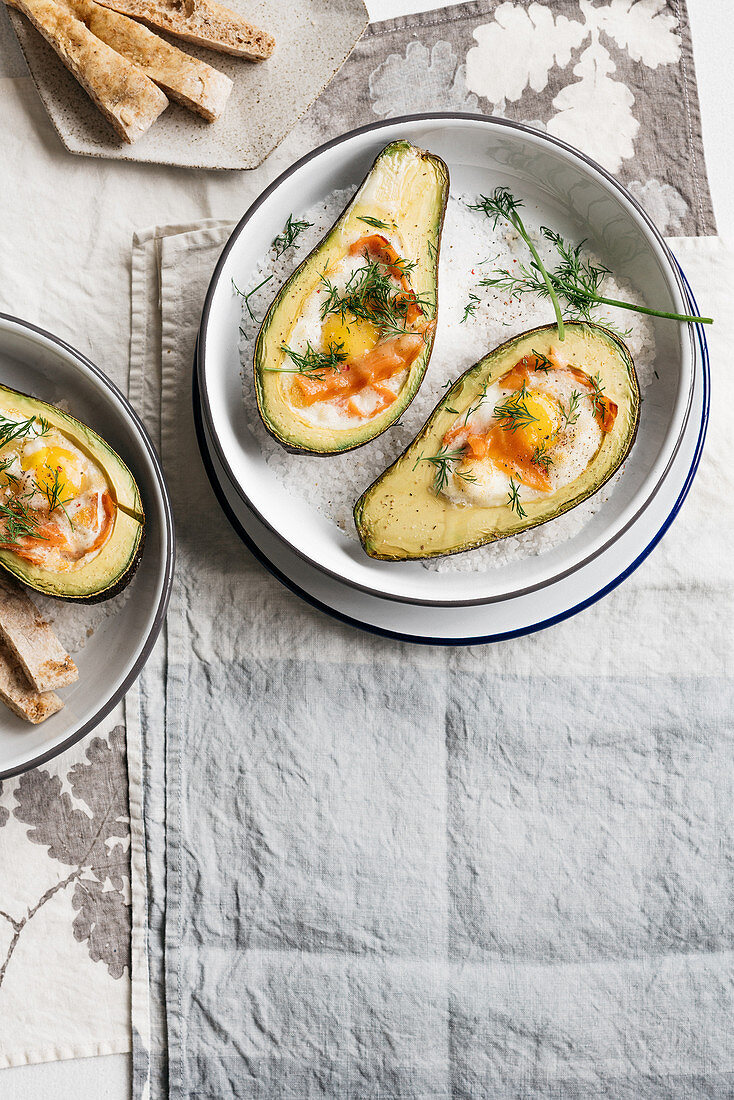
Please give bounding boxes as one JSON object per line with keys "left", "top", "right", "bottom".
{"left": 310, "top": 0, "right": 714, "bottom": 236}
{"left": 0, "top": 712, "right": 131, "bottom": 1067}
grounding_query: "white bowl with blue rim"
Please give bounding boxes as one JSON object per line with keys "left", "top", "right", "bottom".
{"left": 197, "top": 114, "right": 697, "bottom": 609}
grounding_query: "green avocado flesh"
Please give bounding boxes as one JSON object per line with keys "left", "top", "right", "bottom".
{"left": 254, "top": 140, "right": 450, "bottom": 455}
{"left": 354, "top": 323, "right": 640, "bottom": 561}
{"left": 0, "top": 383, "right": 144, "bottom": 601}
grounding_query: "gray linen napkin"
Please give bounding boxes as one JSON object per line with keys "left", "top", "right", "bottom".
{"left": 129, "top": 2, "right": 729, "bottom": 1096}
{"left": 131, "top": 223, "right": 732, "bottom": 1098}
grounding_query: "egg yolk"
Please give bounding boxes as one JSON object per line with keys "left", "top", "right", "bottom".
{"left": 22, "top": 447, "right": 84, "bottom": 500}
{"left": 321, "top": 312, "right": 380, "bottom": 361}
{"left": 511, "top": 390, "right": 558, "bottom": 450}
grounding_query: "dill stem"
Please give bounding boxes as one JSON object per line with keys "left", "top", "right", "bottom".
{"left": 556, "top": 285, "right": 713, "bottom": 325}
{"left": 509, "top": 215, "right": 565, "bottom": 341}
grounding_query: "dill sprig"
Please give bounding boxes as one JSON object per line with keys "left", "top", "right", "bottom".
{"left": 0, "top": 457, "right": 19, "bottom": 486}
{"left": 0, "top": 414, "right": 49, "bottom": 451}
{"left": 480, "top": 212, "right": 713, "bottom": 326}
{"left": 493, "top": 381, "right": 539, "bottom": 433}
{"left": 463, "top": 381, "right": 489, "bottom": 425}
{"left": 320, "top": 259, "right": 432, "bottom": 339}
{"left": 531, "top": 442, "right": 554, "bottom": 472}
{"left": 460, "top": 291, "right": 480, "bottom": 324}
{"left": 266, "top": 342, "right": 347, "bottom": 377}
{"left": 232, "top": 274, "right": 274, "bottom": 323}
{"left": 588, "top": 372, "right": 606, "bottom": 418}
{"left": 357, "top": 215, "right": 392, "bottom": 231}
{"left": 469, "top": 188, "right": 566, "bottom": 340}
{"left": 272, "top": 213, "right": 312, "bottom": 257}
{"left": 530, "top": 349, "right": 553, "bottom": 373}
{"left": 507, "top": 478, "right": 527, "bottom": 518}
{"left": 559, "top": 390, "right": 582, "bottom": 430}
{"left": 40, "top": 464, "right": 73, "bottom": 514}
{"left": 413, "top": 445, "right": 477, "bottom": 495}
{"left": 0, "top": 498, "right": 47, "bottom": 545}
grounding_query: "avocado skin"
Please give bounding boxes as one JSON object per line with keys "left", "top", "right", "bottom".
{"left": 353, "top": 322, "right": 641, "bottom": 562}
{"left": 38, "top": 520, "right": 145, "bottom": 605}
{"left": 254, "top": 140, "right": 450, "bottom": 456}
{"left": 0, "top": 382, "right": 145, "bottom": 600}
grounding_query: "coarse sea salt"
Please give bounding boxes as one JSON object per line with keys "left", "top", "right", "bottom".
{"left": 238, "top": 190, "right": 655, "bottom": 574}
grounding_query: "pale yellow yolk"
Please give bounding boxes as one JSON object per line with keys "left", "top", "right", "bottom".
{"left": 321, "top": 312, "right": 380, "bottom": 361}
{"left": 512, "top": 391, "right": 559, "bottom": 450}
{"left": 22, "top": 447, "right": 84, "bottom": 499}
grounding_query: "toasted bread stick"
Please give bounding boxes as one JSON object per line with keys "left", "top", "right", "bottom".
{"left": 0, "top": 576, "right": 78, "bottom": 693}
{"left": 95, "top": 0, "right": 274, "bottom": 59}
{"left": 7, "top": 0, "right": 169, "bottom": 142}
{"left": 0, "top": 639, "right": 63, "bottom": 723}
{"left": 56, "top": 0, "right": 232, "bottom": 120}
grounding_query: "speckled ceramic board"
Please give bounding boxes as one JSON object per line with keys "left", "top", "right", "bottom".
{"left": 8, "top": 0, "right": 368, "bottom": 169}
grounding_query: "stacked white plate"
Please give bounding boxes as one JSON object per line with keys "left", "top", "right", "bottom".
{"left": 195, "top": 115, "right": 709, "bottom": 645}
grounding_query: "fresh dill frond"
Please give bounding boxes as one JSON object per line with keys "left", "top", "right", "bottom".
{"left": 559, "top": 390, "right": 581, "bottom": 430}
{"left": 469, "top": 188, "right": 566, "bottom": 339}
{"left": 232, "top": 274, "right": 274, "bottom": 323}
{"left": 40, "top": 464, "right": 73, "bottom": 514}
{"left": 539, "top": 228, "right": 608, "bottom": 322}
{"left": 0, "top": 414, "right": 49, "bottom": 451}
{"left": 588, "top": 373, "right": 606, "bottom": 417}
{"left": 507, "top": 478, "right": 527, "bottom": 518}
{"left": 530, "top": 349, "right": 553, "bottom": 373}
{"left": 463, "top": 381, "right": 489, "bottom": 425}
{"left": 319, "top": 258, "right": 432, "bottom": 339}
{"left": 357, "top": 215, "right": 392, "bottom": 231}
{"left": 0, "top": 498, "right": 47, "bottom": 544}
{"left": 494, "top": 381, "right": 539, "bottom": 433}
{"left": 531, "top": 443, "right": 554, "bottom": 472}
{"left": 272, "top": 213, "right": 312, "bottom": 257}
{"left": 479, "top": 207, "right": 712, "bottom": 326}
{"left": 266, "top": 342, "right": 347, "bottom": 376}
{"left": 460, "top": 291, "right": 480, "bottom": 325}
{"left": 413, "top": 445, "right": 476, "bottom": 495}
{"left": 0, "top": 457, "right": 18, "bottom": 484}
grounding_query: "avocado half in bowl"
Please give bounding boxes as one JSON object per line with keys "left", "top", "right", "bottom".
{"left": 354, "top": 322, "right": 640, "bottom": 561}
{"left": 0, "top": 383, "right": 145, "bottom": 601}
{"left": 254, "top": 140, "right": 449, "bottom": 455}
{"left": 0, "top": 313, "right": 173, "bottom": 780}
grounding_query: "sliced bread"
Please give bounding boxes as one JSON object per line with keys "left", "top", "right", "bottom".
{"left": 95, "top": 0, "right": 274, "bottom": 60}
{"left": 57, "top": 0, "right": 232, "bottom": 120}
{"left": 7, "top": 0, "right": 169, "bottom": 142}
{"left": 0, "top": 575, "right": 78, "bottom": 693}
{"left": 0, "top": 639, "right": 63, "bottom": 723}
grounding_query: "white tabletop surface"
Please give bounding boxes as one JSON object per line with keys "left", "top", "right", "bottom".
{"left": 1, "top": 0, "right": 731, "bottom": 1096}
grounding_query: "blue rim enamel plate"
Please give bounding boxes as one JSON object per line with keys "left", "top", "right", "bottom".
{"left": 198, "top": 114, "right": 697, "bottom": 607}
{"left": 0, "top": 314, "right": 174, "bottom": 779}
{"left": 194, "top": 270, "right": 708, "bottom": 644}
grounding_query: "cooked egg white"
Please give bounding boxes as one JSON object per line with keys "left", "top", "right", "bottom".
{"left": 283, "top": 244, "right": 409, "bottom": 430}
{"left": 0, "top": 417, "right": 112, "bottom": 563}
{"left": 442, "top": 369, "right": 603, "bottom": 508}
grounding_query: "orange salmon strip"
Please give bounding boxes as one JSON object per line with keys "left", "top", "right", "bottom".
{"left": 293, "top": 333, "right": 423, "bottom": 408}
{"left": 0, "top": 491, "right": 115, "bottom": 564}
{"left": 348, "top": 234, "right": 423, "bottom": 326}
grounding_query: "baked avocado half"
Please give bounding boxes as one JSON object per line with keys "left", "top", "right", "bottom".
{"left": 354, "top": 322, "right": 640, "bottom": 561}
{"left": 254, "top": 140, "right": 449, "bottom": 455}
{"left": 0, "top": 383, "right": 144, "bottom": 601}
